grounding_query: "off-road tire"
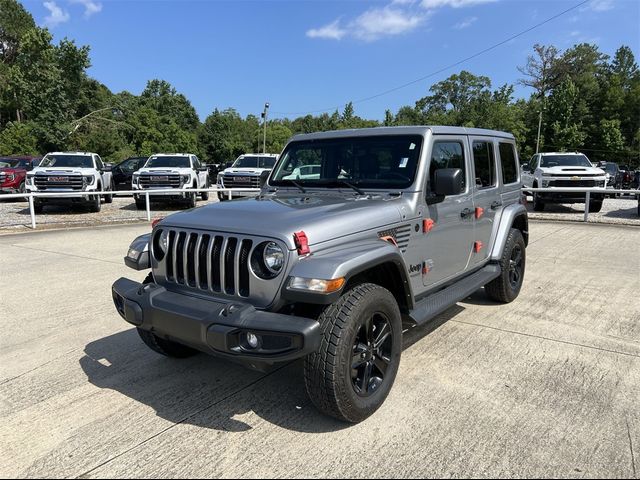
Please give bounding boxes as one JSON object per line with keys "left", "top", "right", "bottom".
{"left": 588, "top": 199, "right": 602, "bottom": 213}
{"left": 304, "top": 283, "right": 402, "bottom": 423}
{"left": 136, "top": 273, "right": 198, "bottom": 358}
{"left": 33, "top": 201, "right": 43, "bottom": 213}
{"left": 485, "top": 228, "right": 526, "bottom": 303}
{"left": 135, "top": 198, "right": 145, "bottom": 210}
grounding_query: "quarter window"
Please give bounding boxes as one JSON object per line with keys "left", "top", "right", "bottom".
{"left": 499, "top": 143, "right": 518, "bottom": 184}
{"left": 429, "top": 141, "right": 466, "bottom": 193}
{"left": 472, "top": 141, "right": 496, "bottom": 188}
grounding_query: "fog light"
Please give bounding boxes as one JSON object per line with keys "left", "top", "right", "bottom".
{"left": 246, "top": 332, "right": 259, "bottom": 349}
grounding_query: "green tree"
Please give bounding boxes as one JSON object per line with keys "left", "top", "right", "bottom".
{"left": 0, "top": 120, "right": 37, "bottom": 154}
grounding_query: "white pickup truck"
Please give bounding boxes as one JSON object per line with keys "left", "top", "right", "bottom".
{"left": 132, "top": 153, "right": 209, "bottom": 209}
{"left": 216, "top": 153, "right": 278, "bottom": 201}
{"left": 25, "top": 151, "right": 113, "bottom": 213}
{"left": 521, "top": 152, "right": 607, "bottom": 212}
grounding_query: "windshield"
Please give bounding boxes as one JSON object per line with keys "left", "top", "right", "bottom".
{"left": 40, "top": 155, "right": 93, "bottom": 168}
{"left": 120, "top": 158, "right": 147, "bottom": 172}
{"left": 0, "top": 158, "right": 28, "bottom": 169}
{"left": 271, "top": 135, "right": 423, "bottom": 190}
{"left": 540, "top": 154, "right": 592, "bottom": 168}
{"left": 144, "top": 156, "right": 191, "bottom": 168}
{"left": 602, "top": 164, "right": 617, "bottom": 174}
{"left": 232, "top": 156, "right": 277, "bottom": 168}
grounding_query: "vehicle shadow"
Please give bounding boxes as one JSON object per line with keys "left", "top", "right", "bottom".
{"left": 81, "top": 305, "right": 468, "bottom": 433}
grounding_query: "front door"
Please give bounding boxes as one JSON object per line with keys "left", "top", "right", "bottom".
{"left": 420, "top": 135, "right": 474, "bottom": 288}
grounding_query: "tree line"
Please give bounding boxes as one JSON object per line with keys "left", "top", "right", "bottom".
{"left": 1, "top": 0, "right": 638, "bottom": 166}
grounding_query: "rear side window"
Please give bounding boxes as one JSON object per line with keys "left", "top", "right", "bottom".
{"left": 499, "top": 143, "right": 518, "bottom": 184}
{"left": 472, "top": 141, "right": 496, "bottom": 188}
{"left": 429, "top": 141, "right": 466, "bottom": 193}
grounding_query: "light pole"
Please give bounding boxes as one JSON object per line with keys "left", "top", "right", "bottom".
{"left": 261, "top": 102, "right": 270, "bottom": 154}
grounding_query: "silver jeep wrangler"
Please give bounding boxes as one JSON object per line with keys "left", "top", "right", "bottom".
{"left": 112, "top": 126, "right": 528, "bottom": 423}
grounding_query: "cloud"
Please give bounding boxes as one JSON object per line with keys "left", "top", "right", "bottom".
{"left": 70, "top": 0, "right": 103, "bottom": 18}
{"left": 306, "top": 19, "right": 347, "bottom": 40}
{"left": 352, "top": 7, "right": 426, "bottom": 41}
{"left": 421, "top": 0, "right": 496, "bottom": 8}
{"left": 585, "top": 0, "right": 614, "bottom": 12}
{"left": 43, "top": 1, "right": 70, "bottom": 27}
{"left": 454, "top": 16, "right": 477, "bottom": 29}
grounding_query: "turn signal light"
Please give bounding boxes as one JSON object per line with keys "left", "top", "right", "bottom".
{"left": 289, "top": 277, "right": 345, "bottom": 293}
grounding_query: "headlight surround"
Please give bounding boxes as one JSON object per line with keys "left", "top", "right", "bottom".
{"left": 7, "top": 173, "right": 16, "bottom": 182}
{"left": 251, "top": 241, "right": 285, "bottom": 279}
{"left": 152, "top": 229, "right": 168, "bottom": 261}
{"left": 26, "top": 175, "right": 34, "bottom": 186}
{"left": 181, "top": 174, "right": 190, "bottom": 184}
{"left": 83, "top": 175, "right": 95, "bottom": 186}
{"left": 132, "top": 174, "right": 139, "bottom": 185}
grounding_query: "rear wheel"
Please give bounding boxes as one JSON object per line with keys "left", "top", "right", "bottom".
{"left": 485, "top": 228, "right": 526, "bottom": 303}
{"left": 532, "top": 188, "right": 545, "bottom": 212}
{"left": 201, "top": 180, "right": 209, "bottom": 200}
{"left": 304, "top": 283, "right": 402, "bottom": 423}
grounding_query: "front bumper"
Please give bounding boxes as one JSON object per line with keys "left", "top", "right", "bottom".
{"left": 537, "top": 192, "right": 605, "bottom": 203}
{"left": 111, "top": 277, "right": 322, "bottom": 369}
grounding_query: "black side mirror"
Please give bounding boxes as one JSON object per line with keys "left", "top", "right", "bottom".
{"left": 259, "top": 170, "right": 270, "bottom": 187}
{"left": 521, "top": 163, "right": 529, "bottom": 171}
{"left": 103, "top": 165, "right": 112, "bottom": 172}
{"left": 433, "top": 168, "right": 464, "bottom": 196}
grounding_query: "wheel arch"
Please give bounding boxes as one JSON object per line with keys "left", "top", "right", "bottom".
{"left": 490, "top": 204, "right": 529, "bottom": 261}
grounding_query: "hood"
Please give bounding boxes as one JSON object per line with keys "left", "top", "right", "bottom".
{"left": 160, "top": 193, "right": 404, "bottom": 249}
{"left": 541, "top": 166, "right": 605, "bottom": 176}
{"left": 222, "top": 167, "right": 270, "bottom": 175}
{"left": 32, "top": 168, "right": 88, "bottom": 176}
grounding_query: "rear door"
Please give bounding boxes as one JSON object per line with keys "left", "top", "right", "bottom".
{"left": 420, "top": 135, "right": 475, "bottom": 287}
{"left": 469, "top": 137, "right": 499, "bottom": 267}
{"left": 193, "top": 156, "right": 207, "bottom": 187}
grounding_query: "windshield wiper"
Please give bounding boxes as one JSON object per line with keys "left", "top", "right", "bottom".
{"left": 280, "top": 179, "right": 307, "bottom": 193}
{"left": 336, "top": 180, "right": 366, "bottom": 196}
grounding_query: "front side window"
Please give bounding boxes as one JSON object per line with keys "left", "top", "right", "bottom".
{"left": 472, "top": 141, "right": 496, "bottom": 188}
{"left": 40, "top": 155, "right": 93, "bottom": 168}
{"left": 428, "top": 141, "right": 466, "bottom": 193}
{"left": 144, "top": 156, "right": 191, "bottom": 168}
{"left": 499, "top": 143, "right": 518, "bottom": 184}
{"left": 272, "top": 135, "right": 423, "bottom": 189}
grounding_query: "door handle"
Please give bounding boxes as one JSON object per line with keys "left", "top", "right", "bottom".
{"left": 460, "top": 208, "right": 472, "bottom": 219}
{"left": 490, "top": 201, "right": 503, "bottom": 210}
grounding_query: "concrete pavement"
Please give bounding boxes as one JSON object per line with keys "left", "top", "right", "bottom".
{"left": 0, "top": 222, "right": 638, "bottom": 478}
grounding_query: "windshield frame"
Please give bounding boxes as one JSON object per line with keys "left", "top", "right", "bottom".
{"left": 270, "top": 134, "right": 424, "bottom": 191}
{"left": 144, "top": 155, "right": 192, "bottom": 169}
{"left": 39, "top": 154, "right": 94, "bottom": 169}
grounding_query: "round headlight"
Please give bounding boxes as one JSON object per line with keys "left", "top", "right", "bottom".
{"left": 263, "top": 242, "right": 284, "bottom": 274}
{"left": 159, "top": 230, "right": 169, "bottom": 253}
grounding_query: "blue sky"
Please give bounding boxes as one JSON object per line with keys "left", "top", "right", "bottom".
{"left": 22, "top": 0, "right": 640, "bottom": 121}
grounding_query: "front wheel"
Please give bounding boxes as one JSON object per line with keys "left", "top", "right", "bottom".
{"left": 88, "top": 190, "right": 101, "bottom": 212}
{"left": 104, "top": 180, "right": 114, "bottom": 203}
{"left": 485, "top": 228, "right": 526, "bottom": 303}
{"left": 185, "top": 190, "right": 197, "bottom": 209}
{"left": 532, "top": 191, "right": 545, "bottom": 211}
{"left": 588, "top": 199, "right": 602, "bottom": 213}
{"left": 304, "top": 283, "right": 402, "bottom": 423}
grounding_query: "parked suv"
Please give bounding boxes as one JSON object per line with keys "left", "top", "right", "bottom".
{"left": 132, "top": 153, "right": 209, "bottom": 209}
{"left": 521, "top": 152, "right": 606, "bottom": 212}
{"left": 216, "top": 153, "right": 278, "bottom": 201}
{"left": 112, "top": 127, "right": 528, "bottom": 423}
{"left": 112, "top": 157, "right": 148, "bottom": 191}
{"left": 597, "top": 162, "right": 622, "bottom": 193}
{"left": 26, "top": 152, "right": 113, "bottom": 212}
{"left": 0, "top": 156, "right": 39, "bottom": 197}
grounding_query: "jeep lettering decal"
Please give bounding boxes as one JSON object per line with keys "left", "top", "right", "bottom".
{"left": 408, "top": 263, "right": 422, "bottom": 276}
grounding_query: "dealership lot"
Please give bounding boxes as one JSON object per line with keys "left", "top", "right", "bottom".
{"left": 0, "top": 221, "right": 638, "bottom": 478}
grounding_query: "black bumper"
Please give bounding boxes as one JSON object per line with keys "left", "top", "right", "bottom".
{"left": 538, "top": 192, "right": 605, "bottom": 203}
{"left": 111, "top": 277, "right": 321, "bottom": 369}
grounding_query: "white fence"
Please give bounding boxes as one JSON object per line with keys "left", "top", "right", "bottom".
{"left": 1, "top": 186, "right": 638, "bottom": 229}
{"left": 0, "top": 187, "right": 261, "bottom": 229}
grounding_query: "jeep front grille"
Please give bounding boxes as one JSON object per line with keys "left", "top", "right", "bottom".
{"left": 33, "top": 175, "right": 84, "bottom": 190}
{"left": 162, "top": 229, "right": 253, "bottom": 297}
{"left": 139, "top": 174, "right": 181, "bottom": 189}
{"left": 378, "top": 224, "right": 411, "bottom": 252}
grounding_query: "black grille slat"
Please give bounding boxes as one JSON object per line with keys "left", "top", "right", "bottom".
{"left": 224, "top": 238, "right": 238, "bottom": 295}
{"left": 186, "top": 233, "right": 197, "bottom": 287}
{"left": 198, "top": 235, "right": 210, "bottom": 290}
{"left": 166, "top": 231, "right": 176, "bottom": 279}
{"left": 211, "top": 236, "right": 223, "bottom": 292}
{"left": 175, "top": 232, "right": 186, "bottom": 284}
{"left": 239, "top": 240, "right": 252, "bottom": 297}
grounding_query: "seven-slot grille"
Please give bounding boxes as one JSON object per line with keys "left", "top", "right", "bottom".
{"left": 220, "top": 175, "right": 261, "bottom": 189}
{"left": 160, "top": 229, "right": 253, "bottom": 298}
{"left": 139, "top": 174, "right": 181, "bottom": 189}
{"left": 378, "top": 224, "right": 412, "bottom": 252}
{"left": 33, "top": 175, "right": 83, "bottom": 190}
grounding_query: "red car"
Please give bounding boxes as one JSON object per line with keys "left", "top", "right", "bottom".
{"left": 0, "top": 156, "right": 40, "bottom": 196}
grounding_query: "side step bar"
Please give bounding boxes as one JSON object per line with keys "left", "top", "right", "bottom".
{"left": 408, "top": 264, "right": 501, "bottom": 325}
